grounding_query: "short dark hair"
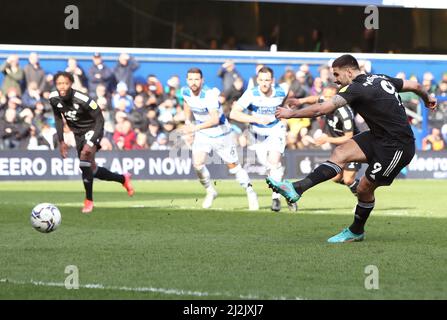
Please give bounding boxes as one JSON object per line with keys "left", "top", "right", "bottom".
{"left": 54, "top": 71, "right": 74, "bottom": 83}
{"left": 187, "top": 67, "right": 203, "bottom": 78}
{"left": 257, "top": 66, "right": 274, "bottom": 77}
{"left": 332, "top": 54, "right": 360, "bottom": 70}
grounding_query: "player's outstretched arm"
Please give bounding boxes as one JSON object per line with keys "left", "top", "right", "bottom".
{"left": 401, "top": 80, "right": 437, "bottom": 110}
{"left": 229, "top": 102, "right": 271, "bottom": 125}
{"left": 276, "top": 94, "right": 347, "bottom": 119}
{"left": 285, "top": 95, "right": 320, "bottom": 109}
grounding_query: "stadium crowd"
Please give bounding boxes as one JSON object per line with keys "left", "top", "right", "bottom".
{"left": 1, "top": 52, "right": 446, "bottom": 152}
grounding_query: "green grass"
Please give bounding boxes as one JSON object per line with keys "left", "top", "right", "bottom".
{"left": 1, "top": 179, "right": 446, "bottom": 300}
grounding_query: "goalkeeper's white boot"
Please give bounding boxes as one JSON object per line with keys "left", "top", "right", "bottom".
{"left": 202, "top": 187, "right": 218, "bottom": 209}
{"left": 247, "top": 187, "right": 259, "bottom": 211}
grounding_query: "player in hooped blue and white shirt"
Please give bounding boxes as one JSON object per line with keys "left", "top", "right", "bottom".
{"left": 181, "top": 67, "right": 259, "bottom": 210}
{"left": 231, "top": 66, "right": 296, "bottom": 212}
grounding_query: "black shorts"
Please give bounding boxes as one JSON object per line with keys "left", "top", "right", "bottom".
{"left": 353, "top": 131, "right": 415, "bottom": 186}
{"left": 74, "top": 129, "right": 103, "bottom": 156}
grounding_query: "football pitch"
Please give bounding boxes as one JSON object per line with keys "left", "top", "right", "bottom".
{"left": 0, "top": 179, "right": 446, "bottom": 300}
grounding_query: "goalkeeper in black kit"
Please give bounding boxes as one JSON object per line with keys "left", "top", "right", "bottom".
{"left": 50, "top": 71, "right": 134, "bottom": 213}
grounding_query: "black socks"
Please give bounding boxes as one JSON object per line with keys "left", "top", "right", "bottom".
{"left": 293, "top": 161, "right": 342, "bottom": 194}
{"left": 349, "top": 200, "right": 375, "bottom": 235}
{"left": 79, "top": 160, "right": 93, "bottom": 200}
{"left": 93, "top": 167, "right": 125, "bottom": 184}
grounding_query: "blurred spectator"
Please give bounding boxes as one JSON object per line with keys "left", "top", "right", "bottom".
{"left": 88, "top": 52, "right": 115, "bottom": 95}
{"left": 98, "top": 96, "right": 114, "bottom": 139}
{"left": 93, "top": 84, "right": 112, "bottom": 108}
{"left": 279, "top": 69, "right": 307, "bottom": 98}
{"left": 21, "top": 81, "right": 42, "bottom": 109}
{"left": 134, "top": 132, "right": 149, "bottom": 150}
{"left": 113, "top": 119, "right": 136, "bottom": 150}
{"left": 150, "top": 132, "right": 170, "bottom": 150}
{"left": 219, "top": 76, "right": 244, "bottom": 115}
{"left": 0, "top": 108, "right": 28, "bottom": 149}
{"left": 135, "top": 82, "right": 149, "bottom": 102}
{"left": 41, "top": 74, "right": 55, "bottom": 100}
{"left": 145, "top": 107, "right": 159, "bottom": 124}
{"left": 112, "top": 82, "right": 133, "bottom": 113}
{"left": 162, "top": 121, "right": 176, "bottom": 135}
{"left": 146, "top": 119, "right": 162, "bottom": 147}
{"left": 422, "top": 72, "right": 438, "bottom": 94}
{"left": 298, "top": 64, "right": 314, "bottom": 87}
{"left": 218, "top": 59, "right": 242, "bottom": 98}
{"left": 39, "top": 119, "right": 57, "bottom": 150}
{"left": 247, "top": 64, "right": 264, "bottom": 90}
{"left": 1, "top": 54, "right": 24, "bottom": 96}
{"left": 3, "top": 96, "right": 23, "bottom": 115}
{"left": 422, "top": 128, "right": 445, "bottom": 151}
{"left": 113, "top": 53, "right": 139, "bottom": 96}
{"left": 65, "top": 57, "right": 88, "bottom": 93}
{"left": 310, "top": 77, "right": 324, "bottom": 96}
{"left": 129, "top": 95, "right": 149, "bottom": 132}
{"left": 158, "top": 98, "right": 177, "bottom": 124}
{"left": 164, "top": 75, "right": 182, "bottom": 105}
{"left": 23, "top": 52, "right": 46, "bottom": 94}
{"left": 319, "top": 65, "right": 334, "bottom": 87}
{"left": 146, "top": 75, "right": 164, "bottom": 101}
{"left": 295, "top": 70, "right": 311, "bottom": 97}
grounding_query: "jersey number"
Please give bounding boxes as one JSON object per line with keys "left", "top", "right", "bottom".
{"left": 371, "top": 162, "right": 382, "bottom": 174}
{"left": 85, "top": 130, "right": 94, "bottom": 142}
{"left": 380, "top": 80, "right": 402, "bottom": 106}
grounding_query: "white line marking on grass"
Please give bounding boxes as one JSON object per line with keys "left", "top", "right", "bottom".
{"left": 0, "top": 278, "right": 304, "bottom": 300}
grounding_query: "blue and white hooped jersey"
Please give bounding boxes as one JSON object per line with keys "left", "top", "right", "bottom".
{"left": 181, "top": 86, "right": 231, "bottom": 138}
{"left": 236, "top": 85, "right": 287, "bottom": 136}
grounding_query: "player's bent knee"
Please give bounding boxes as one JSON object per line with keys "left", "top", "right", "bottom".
{"left": 330, "top": 146, "right": 349, "bottom": 166}
{"left": 356, "top": 182, "right": 374, "bottom": 200}
{"left": 193, "top": 163, "right": 205, "bottom": 171}
{"left": 80, "top": 151, "right": 93, "bottom": 160}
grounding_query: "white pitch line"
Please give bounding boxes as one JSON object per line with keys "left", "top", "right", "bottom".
{"left": 0, "top": 278, "right": 304, "bottom": 300}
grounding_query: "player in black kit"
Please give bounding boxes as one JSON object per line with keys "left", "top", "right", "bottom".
{"left": 50, "top": 71, "right": 134, "bottom": 213}
{"left": 267, "top": 54, "right": 437, "bottom": 243}
{"left": 296, "top": 85, "right": 361, "bottom": 195}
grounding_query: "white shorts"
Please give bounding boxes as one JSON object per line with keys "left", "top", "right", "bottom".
{"left": 192, "top": 131, "right": 239, "bottom": 164}
{"left": 251, "top": 125, "right": 286, "bottom": 154}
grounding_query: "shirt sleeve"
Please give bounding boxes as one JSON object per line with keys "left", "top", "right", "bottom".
{"left": 337, "top": 107, "right": 354, "bottom": 133}
{"left": 205, "top": 90, "right": 220, "bottom": 111}
{"left": 84, "top": 98, "right": 104, "bottom": 145}
{"left": 235, "top": 90, "right": 252, "bottom": 110}
{"left": 337, "top": 83, "right": 362, "bottom": 105}
{"left": 386, "top": 76, "right": 404, "bottom": 92}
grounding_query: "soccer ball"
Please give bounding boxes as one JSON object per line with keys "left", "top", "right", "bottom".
{"left": 30, "top": 203, "right": 62, "bottom": 233}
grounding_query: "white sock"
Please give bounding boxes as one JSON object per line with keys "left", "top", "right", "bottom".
{"left": 229, "top": 164, "right": 251, "bottom": 189}
{"left": 195, "top": 165, "right": 212, "bottom": 190}
{"left": 269, "top": 164, "right": 284, "bottom": 200}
